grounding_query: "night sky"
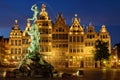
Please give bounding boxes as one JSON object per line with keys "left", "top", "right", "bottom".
{"left": 0, "top": 0, "right": 120, "bottom": 47}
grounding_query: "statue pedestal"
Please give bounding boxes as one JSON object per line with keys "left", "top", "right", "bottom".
{"left": 6, "top": 53, "right": 54, "bottom": 78}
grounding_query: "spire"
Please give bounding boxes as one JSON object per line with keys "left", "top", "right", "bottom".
{"left": 27, "top": 19, "right": 31, "bottom": 27}
{"left": 55, "top": 13, "right": 65, "bottom": 24}
{"left": 100, "top": 25, "right": 108, "bottom": 32}
{"left": 15, "top": 20, "right": 18, "bottom": 24}
{"left": 25, "top": 19, "right": 31, "bottom": 31}
{"left": 70, "top": 14, "right": 84, "bottom": 34}
{"left": 41, "top": 4, "right": 46, "bottom": 12}
{"left": 75, "top": 14, "right": 77, "bottom": 17}
{"left": 13, "top": 20, "right": 19, "bottom": 30}
{"left": 23, "top": 20, "right": 31, "bottom": 36}
{"left": 72, "top": 14, "right": 80, "bottom": 27}
{"left": 10, "top": 20, "right": 22, "bottom": 37}
{"left": 54, "top": 13, "right": 66, "bottom": 29}
{"left": 57, "top": 13, "right": 63, "bottom": 19}
{"left": 87, "top": 22, "right": 95, "bottom": 32}
{"left": 89, "top": 22, "right": 92, "bottom": 26}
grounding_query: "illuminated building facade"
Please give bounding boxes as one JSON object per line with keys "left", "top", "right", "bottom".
{"left": 0, "top": 36, "right": 4, "bottom": 65}
{"left": 111, "top": 44, "right": 120, "bottom": 68}
{"left": 0, "top": 36, "right": 9, "bottom": 65}
{"left": 52, "top": 14, "right": 69, "bottom": 67}
{"left": 36, "top": 4, "right": 52, "bottom": 63}
{"left": 22, "top": 20, "right": 30, "bottom": 58}
{"left": 1, "top": 4, "right": 111, "bottom": 68}
{"left": 68, "top": 14, "right": 85, "bottom": 67}
{"left": 9, "top": 20, "right": 23, "bottom": 65}
{"left": 67, "top": 15, "right": 111, "bottom": 68}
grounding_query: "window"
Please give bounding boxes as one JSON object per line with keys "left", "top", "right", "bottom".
{"left": 73, "top": 49, "right": 76, "bottom": 53}
{"left": 22, "top": 39, "right": 25, "bottom": 44}
{"left": 45, "top": 47, "right": 48, "bottom": 52}
{"left": 11, "top": 40, "right": 14, "bottom": 45}
{"left": 15, "top": 33, "right": 17, "bottom": 36}
{"left": 49, "top": 47, "right": 51, "bottom": 52}
{"left": 93, "top": 35, "right": 95, "bottom": 38}
{"left": 88, "top": 42, "right": 90, "bottom": 46}
{"left": 90, "top": 35, "right": 92, "bottom": 39}
{"left": 73, "top": 36, "right": 76, "bottom": 42}
{"left": 15, "top": 48, "right": 17, "bottom": 54}
{"left": 56, "top": 29, "right": 58, "bottom": 32}
{"left": 59, "top": 44, "right": 61, "bottom": 48}
{"left": 69, "top": 46, "right": 72, "bottom": 52}
{"left": 26, "top": 39, "right": 29, "bottom": 44}
{"left": 89, "top": 30, "right": 92, "bottom": 32}
{"left": 42, "top": 22, "right": 48, "bottom": 26}
{"left": 15, "top": 40, "right": 17, "bottom": 45}
{"left": 18, "top": 40, "right": 21, "bottom": 45}
{"left": 103, "top": 35, "right": 105, "bottom": 38}
{"left": 81, "top": 49, "right": 83, "bottom": 52}
{"left": 77, "top": 49, "right": 80, "bottom": 52}
{"left": 26, "top": 49, "right": 28, "bottom": 53}
{"left": 25, "top": 33, "right": 29, "bottom": 36}
{"left": 81, "top": 36, "right": 83, "bottom": 42}
{"left": 69, "top": 36, "right": 72, "bottom": 42}
{"left": 70, "top": 56, "right": 73, "bottom": 59}
{"left": 18, "top": 48, "right": 21, "bottom": 54}
{"left": 11, "top": 48, "right": 13, "bottom": 54}
{"left": 106, "top": 35, "right": 107, "bottom": 38}
{"left": 65, "top": 34, "right": 68, "bottom": 39}
{"left": 77, "top": 36, "right": 80, "bottom": 42}
{"left": 85, "top": 42, "right": 87, "bottom": 46}
{"left": 59, "top": 27, "right": 64, "bottom": 32}
{"left": 48, "top": 29, "right": 51, "bottom": 34}
{"left": 56, "top": 34, "right": 58, "bottom": 40}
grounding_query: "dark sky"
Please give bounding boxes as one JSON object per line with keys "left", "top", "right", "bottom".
{"left": 0, "top": 0, "right": 120, "bottom": 47}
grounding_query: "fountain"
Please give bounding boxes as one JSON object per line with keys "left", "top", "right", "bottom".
{"left": 5, "top": 4, "right": 54, "bottom": 78}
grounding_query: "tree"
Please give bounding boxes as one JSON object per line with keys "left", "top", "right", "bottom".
{"left": 94, "top": 40, "right": 110, "bottom": 67}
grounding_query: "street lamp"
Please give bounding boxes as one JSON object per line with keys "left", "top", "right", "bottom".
{"left": 113, "top": 56, "right": 117, "bottom": 68}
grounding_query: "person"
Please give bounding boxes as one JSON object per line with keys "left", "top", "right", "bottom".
{"left": 28, "top": 4, "right": 39, "bottom": 22}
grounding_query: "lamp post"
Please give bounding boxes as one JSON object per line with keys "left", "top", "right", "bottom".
{"left": 113, "top": 56, "right": 117, "bottom": 68}
{"left": 80, "top": 56, "right": 83, "bottom": 68}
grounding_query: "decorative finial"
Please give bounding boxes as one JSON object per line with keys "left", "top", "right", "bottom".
{"left": 89, "top": 22, "right": 92, "bottom": 26}
{"left": 42, "top": 4, "right": 46, "bottom": 11}
{"left": 14, "top": 19, "right": 18, "bottom": 29}
{"left": 75, "top": 14, "right": 77, "bottom": 17}
{"left": 102, "top": 25, "right": 106, "bottom": 28}
{"left": 27, "top": 19, "right": 30, "bottom": 27}
{"left": 15, "top": 20, "right": 18, "bottom": 24}
{"left": 27, "top": 19, "right": 30, "bottom": 23}
{"left": 101, "top": 25, "right": 107, "bottom": 32}
{"left": 39, "top": 4, "right": 48, "bottom": 20}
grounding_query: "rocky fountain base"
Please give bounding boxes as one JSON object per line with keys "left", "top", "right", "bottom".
{"left": 6, "top": 53, "right": 54, "bottom": 78}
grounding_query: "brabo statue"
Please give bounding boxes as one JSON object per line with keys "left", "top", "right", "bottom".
{"left": 27, "top": 4, "right": 40, "bottom": 58}
{"left": 27, "top": 4, "right": 45, "bottom": 65}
